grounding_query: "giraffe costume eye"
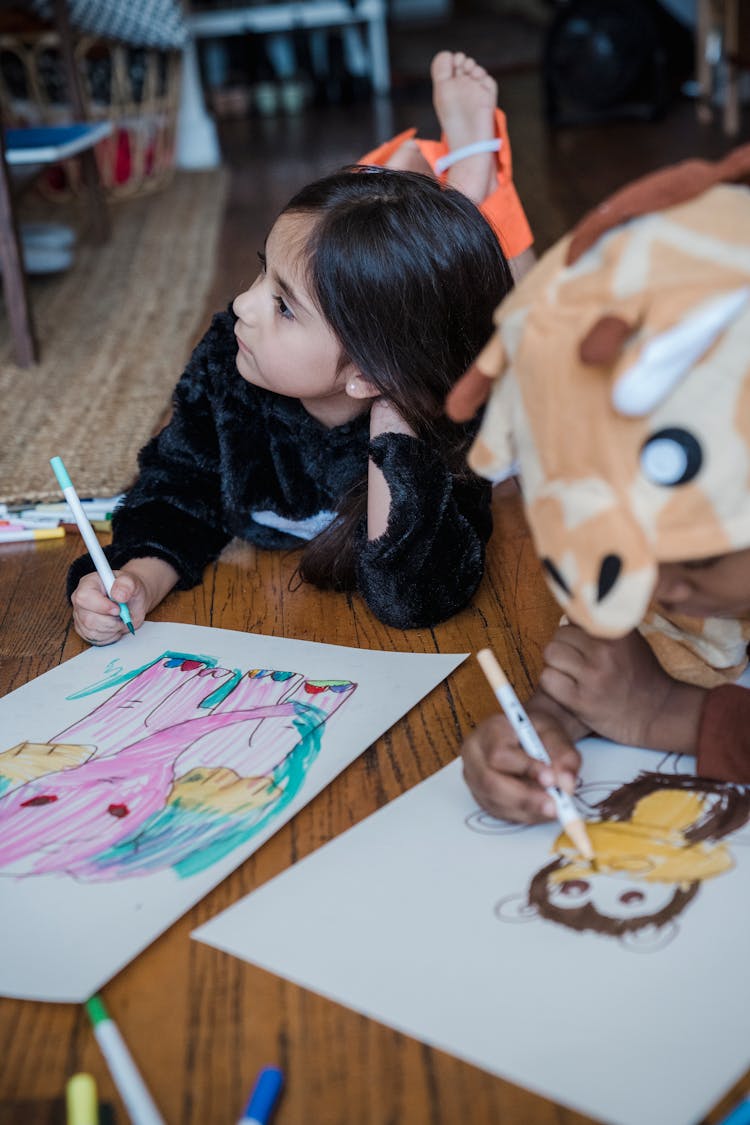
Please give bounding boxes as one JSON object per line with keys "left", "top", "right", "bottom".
{"left": 640, "top": 428, "right": 702, "bottom": 486}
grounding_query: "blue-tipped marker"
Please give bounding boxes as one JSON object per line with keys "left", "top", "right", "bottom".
{"left": 50, "top": 456, "right": 134, "bottom": 635}
{"left": 237, "top": 1066, "right": 284, "bottom": 1125}
{"left": 718, "top": 1094, "right": 750, "bottom": 1125}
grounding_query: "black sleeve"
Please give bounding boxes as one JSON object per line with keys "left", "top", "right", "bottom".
{"left": 355, "top": 432, "right": 492, "bottom": 629}
{"left": 67, "top": 312, "right": 235, "bottom": 599}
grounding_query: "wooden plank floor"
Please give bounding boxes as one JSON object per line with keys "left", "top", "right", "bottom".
{"left": 1, "top": 35, "right": 747, "bottom": 1125}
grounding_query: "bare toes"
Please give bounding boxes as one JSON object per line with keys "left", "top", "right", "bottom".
{"left": 430, "top": 49, "right": 454, "bottom": 83}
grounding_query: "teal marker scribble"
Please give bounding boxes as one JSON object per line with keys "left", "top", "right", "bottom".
{"left": 66, "top": 651, "right": 218, "bottom": 700}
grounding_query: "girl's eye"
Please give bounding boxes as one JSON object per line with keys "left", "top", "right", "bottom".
{"left": 274, "top": 295, "right": 294, "bottom": 321}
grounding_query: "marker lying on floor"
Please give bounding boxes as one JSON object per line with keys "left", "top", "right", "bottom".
{"left": 65, "top": 1072, "right": 98, "bottom": 1125}
{"left": 85, "top": 995, "right": 164, "bottom": 1125}
{"left": 50, "top": 456, "right": 134, "bottom": 635}
{"left": 0, "top": 526, "right": 65, "bottom": 543}
{"left": 237, "top": 1066, "right": 284, "bottom": 1125}
{"left": 476, "top": 647, "right": 593, "bottom": 859}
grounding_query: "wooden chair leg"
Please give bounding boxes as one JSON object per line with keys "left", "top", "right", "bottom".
{"left": 0, "top": 131, "right": 37, "bottom": 367}
{"left": 52, "top": 0, "right": 110, "bottom": 243}
{"left": 723, "top": 0, "right": 741, "bottom": 136}
{"left": 696, "top": 0, "right": 715, "bottom": 124}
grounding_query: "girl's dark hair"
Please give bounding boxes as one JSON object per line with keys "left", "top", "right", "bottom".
{"left": 283, "top": 166, "right": 514, "bottom": 591}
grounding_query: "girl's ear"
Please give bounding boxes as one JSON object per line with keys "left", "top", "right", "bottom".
{"left": 344, "top": 370, "right": 380, "bottom": 400}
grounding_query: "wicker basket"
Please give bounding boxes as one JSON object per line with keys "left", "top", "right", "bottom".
{"left": 0, "top": 31, "right": 181, "bottom": 199}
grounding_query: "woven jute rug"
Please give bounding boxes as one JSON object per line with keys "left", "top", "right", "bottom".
{"left": 0, "top": 168, "right": 229, "bottom": 506}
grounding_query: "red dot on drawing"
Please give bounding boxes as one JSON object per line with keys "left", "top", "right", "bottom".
{"left": 303, "top": 682, "right": 326, "bottom": 694}
{"left": 20, "top": 794, "right": 58, "bottom": 807}
{"left": 181, "top": 660, "right": 203, "bottom": 671}
{"left": 108, "top": 803, "right": 130, "bottom": 818}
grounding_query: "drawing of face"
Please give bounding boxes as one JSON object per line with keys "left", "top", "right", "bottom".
{"left": 493, "top": 774, "right": 750, "bottom": 949}
{"left": 546, "top": 869, "right": 679, "bottom": 922}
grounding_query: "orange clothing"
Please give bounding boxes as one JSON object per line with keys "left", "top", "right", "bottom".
{"left": 359, "top": 109, "right": 534, "bottom": 260}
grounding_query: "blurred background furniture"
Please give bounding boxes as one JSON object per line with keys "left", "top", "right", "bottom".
{"left": 0, "top": 0, "right": 188, "bottom": 364}
{"left": 696, "top": 0, "right": 750, "bottom": 134}
{"left": 0, "top": 0, "right": 111, "bottom": 365}
{"left": 189, "top": 0, "right": 390, "bottom": 98}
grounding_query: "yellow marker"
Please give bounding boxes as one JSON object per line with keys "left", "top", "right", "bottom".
{"left": 0, "top": 527, "right": 65, "bottom": 543}
{"left": 66, "top": 1073, "right": 98, "bottom": 1125}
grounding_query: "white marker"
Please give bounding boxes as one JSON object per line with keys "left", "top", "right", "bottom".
{"left": 50, "top": 456, "right": 134, "bottom": 635}
{"left": 85, "top": 995, "right": 165, "bottom": 1125}
{"left": 476, "top": 648, "right": 594, "bottom": 859}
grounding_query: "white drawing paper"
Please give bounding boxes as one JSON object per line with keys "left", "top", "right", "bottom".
{"left": 0, "top": 621, "right": 465, "bottom": 1002}
{"left": 195, "top": 735, "right": 750, "bottom": 1125}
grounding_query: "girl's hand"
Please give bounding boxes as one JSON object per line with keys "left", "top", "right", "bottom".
{"left": 71, "top": 570, "right": 150, "bottom": 646}
{"left": 538, "top": 625, "right": 706, "bottom": 753}
{"left": 461, "top": 706, "right": 583, "bottom": 824}
{"left": 71, "top": 556, "right": 179, "bottom": 647}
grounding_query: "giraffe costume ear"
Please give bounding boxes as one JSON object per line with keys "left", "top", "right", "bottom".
{"left": 445, "top": 327, "right": 507, "bottom": 422}
{"left": 446, "top": 328, "right": 520, "bottom": 482}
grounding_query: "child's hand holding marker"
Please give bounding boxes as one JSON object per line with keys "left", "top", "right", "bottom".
{"left": 71, "top": 567, "right": 148, "bottom": 645}
{"left": 71, "top": 556, "right": 179, "bottom": 646}
{"left": 466, "top": 650, "right": 592, "bottom": 845}
{"left": 51, "top": 456, "right": 179, "bottom": 646}
{"left": 462, "top": 705, "right": 582, "bottom": 824}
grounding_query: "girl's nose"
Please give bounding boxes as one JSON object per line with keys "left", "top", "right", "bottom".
{"left": 232, "top": 284, "right": 255, "bottom": 320}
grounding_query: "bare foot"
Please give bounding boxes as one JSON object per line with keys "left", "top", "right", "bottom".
{"left": 431, "top": 50, "right": 498, "bottom": 205}
{"left": 384, "top": 138, "right": 433, "bottom": 177}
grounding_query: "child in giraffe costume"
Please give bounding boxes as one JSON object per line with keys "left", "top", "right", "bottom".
{"left": 448, "top": 143, "right": 750, "bottom": 824}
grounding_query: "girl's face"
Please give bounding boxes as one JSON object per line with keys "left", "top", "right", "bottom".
{"left": 232, "top": 212, "right": 373, "bottom": 428}
{"left": 654, "top": 546, "right": 750, "bottom": 619}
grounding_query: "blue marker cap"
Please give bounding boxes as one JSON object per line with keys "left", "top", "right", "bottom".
{"left": 238, "top": 1066, "right": 284, "bottom": 1125}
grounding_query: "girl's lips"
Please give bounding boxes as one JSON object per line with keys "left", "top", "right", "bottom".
{"left": 235, "top": 331, "right": 252, "bottom": 356}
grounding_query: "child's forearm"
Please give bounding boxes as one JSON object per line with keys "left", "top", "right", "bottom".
{"left": 367, "top": 400, "right": 417, "bottom": 540}
{"left": 643, "top": 679, "right": 707, "bottom": 756}
{"left": 119, "top": 557, "right": 180, "bottom": 613}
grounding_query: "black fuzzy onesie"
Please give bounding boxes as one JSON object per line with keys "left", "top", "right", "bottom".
{"left": 68, "top": 310, "right": 492, "bottom": 628}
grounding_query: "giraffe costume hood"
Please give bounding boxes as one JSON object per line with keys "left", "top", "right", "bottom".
{"left": 447, "top": 145, "right": 750, "bottom": 685}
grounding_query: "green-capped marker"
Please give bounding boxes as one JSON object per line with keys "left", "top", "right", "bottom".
{"left": 85, "top": 994, "right": 164, "bottom": 1123}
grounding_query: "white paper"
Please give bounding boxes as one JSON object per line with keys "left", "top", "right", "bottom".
{"left": 0, "top": 621, "right": 465, "bottom": 1002}
{"left": 195, "top": 737, "right": 750, "bottom": 1125}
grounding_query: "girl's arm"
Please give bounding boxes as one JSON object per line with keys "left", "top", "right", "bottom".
{"left": 367, "top": 398, "right": 417, "bottom": 540}
{"left": 358, "top": 403, "right": 492, "bottom": 629}
{"left": 67, "top": 311, "right": 237, "bottom": 602}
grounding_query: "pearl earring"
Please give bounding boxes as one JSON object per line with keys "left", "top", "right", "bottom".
{"left": 348, "top": 381, "right": 357, "bottom": 394}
